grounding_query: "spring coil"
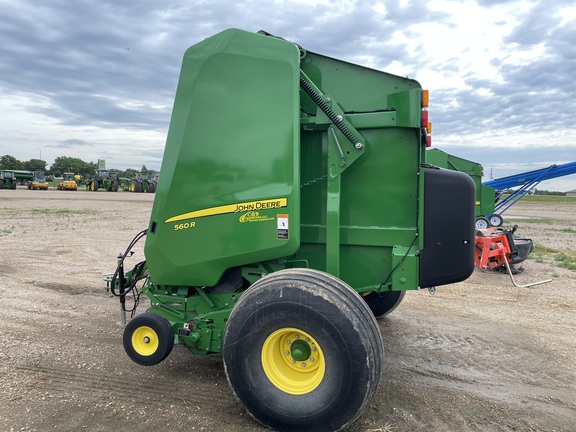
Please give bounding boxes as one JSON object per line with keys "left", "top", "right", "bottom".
{"left": 299, "top": 76, "right": 361, "bottom": 147}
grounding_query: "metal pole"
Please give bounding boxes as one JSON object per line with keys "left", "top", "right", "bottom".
{"left": 117, "top": 253, "right": 126, "bottom": 325}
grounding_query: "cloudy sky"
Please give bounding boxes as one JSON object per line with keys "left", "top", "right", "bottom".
{"left": 1, "top": 0, "right": 575, "bottom": 191}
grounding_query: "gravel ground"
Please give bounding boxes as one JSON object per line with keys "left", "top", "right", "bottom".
{"left": 0, "top": 189, "right": 574, "bottom": 431}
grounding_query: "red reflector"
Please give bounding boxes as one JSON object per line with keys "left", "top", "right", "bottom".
{"left": 421, "top": 109, "right": 428, "bottom": 127}
{"left": 427, "top": 136, "right": 432, "bottom": 147}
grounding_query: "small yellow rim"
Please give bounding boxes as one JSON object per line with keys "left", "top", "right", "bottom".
{"left": 261, "top": 327, "right": 325, "bottom": 395}
{"left": 131, "top": 326, "right": 159, "bottom": 356}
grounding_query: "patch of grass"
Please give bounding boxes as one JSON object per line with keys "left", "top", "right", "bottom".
{"left": 560, "top": 227, "right": 576, "bottom": 234}
{"left": 1, "top": 225, "right": 15, "bottom": 236}
{"left": 533, "top": 244, "right": 559, "bottom": 255}
{"left": 30, "top": 209, "right": 98, "bottom": 216}
{"left": 517, "top": 195, "right": 576, "bottom": 203}
{"left": 554, "top": 252, "right": 576, "bottom": 271}
{"left": 503, "top": 217, "right": 552, "bottom": 224}
{"left": 529, "top": 245, "right": 576, "bottom": 272}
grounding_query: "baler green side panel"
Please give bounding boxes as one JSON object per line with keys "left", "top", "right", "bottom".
{"left": 145, "top": 29, "right": 301, "bottom": 286}
{"left": 297, "top": 52, "right": 422, "bottom": 290}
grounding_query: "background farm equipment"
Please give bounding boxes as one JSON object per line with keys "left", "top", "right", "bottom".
{"left": 484, "top": 161, "right": 576, "bottom": 218}
{"left": 128, "top": 173, "right": 157, "bottom": 193}
{"left": 475, "top": 225, "right": 551, "bottom": 287}
{"left": 0, "top": 170, "right": 18, "bottom": 189}
{"left": 85, "top": 169, "right": 119, "bottom": 192}
{"left": 117, "top": 177, "right": 132, "bottom": 191}
{"left": 426, "top": 149, "right": 502, "bottom": 228}
{"left": 27, "top": 171, "right": 49, "bottom": 190}
{"left": 57, "top": 172, "right": 78, "bottom": 191}
{"left": 427, "top": 149, "right": 576, "bottom": 229}
{"left": 105, "top": 29, "right": 476, "bottom": 431}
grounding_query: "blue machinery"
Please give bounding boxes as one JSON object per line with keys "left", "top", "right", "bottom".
{"left": 484, "top": 161, "right": 576, "bottom": 216}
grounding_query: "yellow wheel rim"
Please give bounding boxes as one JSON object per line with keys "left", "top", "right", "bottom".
{"left": 129, "top": 183, "right": 135, "bottom": 192}
{"left": 261, "top": 327, "right": 325, "bottom": 395}
{"left": 132, "top": 326, "right": 159, "bottom": 356}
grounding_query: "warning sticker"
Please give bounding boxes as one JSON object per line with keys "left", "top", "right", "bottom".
{"left": 277, "top": 214, "right": 289, "bottom": 240}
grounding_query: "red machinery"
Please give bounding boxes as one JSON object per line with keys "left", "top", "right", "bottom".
{"left": 475, "top": 226, "right": 551, "bottom": 288}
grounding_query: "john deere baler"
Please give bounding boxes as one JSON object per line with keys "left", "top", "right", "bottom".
{"left": 108, "top": 29, "right": 475, "bottom": 432}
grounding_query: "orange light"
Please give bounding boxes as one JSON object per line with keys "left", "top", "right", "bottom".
{"left": 422, "top": 90, "right": 429, "bottom": 108}
{"left": 427, "top": 122, "right": 432, "bottom": 134}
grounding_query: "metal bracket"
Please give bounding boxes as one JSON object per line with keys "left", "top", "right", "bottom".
{"left": 503, "top": 256, "right": 552, "bottom": 288}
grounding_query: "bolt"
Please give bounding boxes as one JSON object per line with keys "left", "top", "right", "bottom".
{"left": 326, "top": 98, "right": 331, "bottom": 103}
{"left": 143, "top": 337, "right": 150, "bottom": 344}
{"left": 311, "top": 347, "right": 316, "bottom": 352}
{"left": 336, "top": 115, "right": 343, "bottom": 122}
{"left": 302, "top": 363, "right": 306, "bottom": 368}
{"left": 305, "top": 337, "right": 309, "bottom": 342}
{"left": 285, "top": 350, "right": 290, "bottom": 356}
{"left": 354, "top": 142, "right": 363, "bottom": 149}
{"left": 294, "top": 334, "right": 299, "bottom": 339}
{"left": 291, "top": 360, "right": 296, "bottom": 364}
{"left": 286, "top": 340, "right": 291, "bottom": 345}
{"left": 310, "top": 357, "right": 315, "bottom": 362}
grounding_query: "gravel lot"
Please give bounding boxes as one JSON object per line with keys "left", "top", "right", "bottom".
{"left": 0, "top": 189, "right": 574, "bottom": 431}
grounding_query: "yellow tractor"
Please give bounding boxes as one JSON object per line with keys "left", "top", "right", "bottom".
{"left": 27, "top": 171, "right": 49, "bottom": 190}
{"left": 57, "top": 172, "right": 78, "bottom": 191}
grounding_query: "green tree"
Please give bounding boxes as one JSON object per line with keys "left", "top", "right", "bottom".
{"left": 50, "top": 156, "right": 96, "bottom": 178}
{"left": 0, "top": 155, "right": 22, "bottom": 170}
{"left": 22, "top": 159, "right": 47, "bottom": 172}
{"left": 124, "top": 168, "right": 138, "bottom": 178}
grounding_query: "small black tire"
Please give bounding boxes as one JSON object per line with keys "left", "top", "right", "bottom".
{"left": 363, "top": 290, "right": 406, "bottom": 319}
{"left": 223, "top": 268, "right": 383, "bottom": 432}
{"left": 123, "top": 313, "right": 174, "bottom": 366}
{"left": 489, "top": 213, "right": 504, "bottom": 227}
{"left": 475, "top": 216, "right": 490, "bottom": 229}
{"left": 92, "top": 180, "right": 99, "bottom": 191}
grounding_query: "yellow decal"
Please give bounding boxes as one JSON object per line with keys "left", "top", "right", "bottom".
{"left": 165, "top": 198, "right": 287, "bottom": 223}
{"left": 239, "top": 211, "right": 274, "bottom": 223}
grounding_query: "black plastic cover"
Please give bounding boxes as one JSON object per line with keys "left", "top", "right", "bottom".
{"left": 419, "top": 167, "right": 476, "bottom": 288}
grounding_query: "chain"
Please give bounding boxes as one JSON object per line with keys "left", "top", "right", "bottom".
{"left": 300, "top": 175, "right": 327, "bottom": 188}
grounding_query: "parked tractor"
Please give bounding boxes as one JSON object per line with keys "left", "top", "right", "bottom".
{"left": 0, "top": 170, "right": 18, "bottom": 189}
{"left": 106, "top": 29, "right": 475, "bottom": 431}
{"left": 128, "top": 173, "right": 157, "bottom": 193}
{"left": 57, "top": 172, "right": 78, "bottom": 191}
{"left": 85, "top": 169, "right": 118, "bottom": 192}
{"left": 27, "top": 171, "right": 49, "bottom": 190}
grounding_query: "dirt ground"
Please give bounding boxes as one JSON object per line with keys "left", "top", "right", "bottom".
{"left": 0, "top": 189, "right": 574, "bottom": 432}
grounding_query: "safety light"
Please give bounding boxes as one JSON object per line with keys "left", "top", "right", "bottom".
{"left": 421, "top": 109, "right": 428, "bottom": 127}
{"left": 422, "top": 89, "right": 429, "bottom": 108}
{"left": 427, "top": 122, "right": 432, "bottom": 134}
{"left": 427, "top": 135, "right": 432, "bottom": 147}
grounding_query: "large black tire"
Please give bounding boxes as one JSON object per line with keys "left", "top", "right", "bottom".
{"left": 11, "top": 181, "right": 17, "bottom": 190}
{"left": 110, "top": 181, "right": 119, "bottom": 192}
{"left": 223, "top": 268, "right": 383, "bottom": 432}
{"left": 0, "top": 179, "right": 3, "bottom": 189}
{"left": 123, "top": 313, "right": 174, "bottom": 366}
{"left": 91, "top": 180, "right": 99, "bottom": 191}
{"left": 363, "top": 290, "right": 406, "bottom": 319}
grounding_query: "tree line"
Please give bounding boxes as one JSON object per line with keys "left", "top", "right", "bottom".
{"left": 0, "top": 155, "right": 156, "bottom": 178}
